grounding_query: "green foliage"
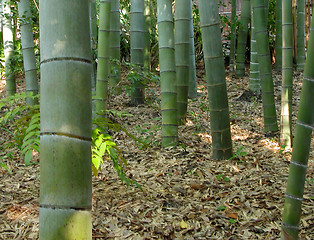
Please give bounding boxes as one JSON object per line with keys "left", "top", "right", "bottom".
{"left": 121, "top": 61, "right": 160, "bottom": 104}
{"left": 0, "top": 93, "right": 39, "bottom": 166}
{"left": 0, "top": 161, "right": 12, "bottom": 173}
{"left": 1, "top": 93, "right": 142, "bottom": 189}
{"left": 228, "top": 146, "right": 247, "bottom": 162}
{"left": 217, "top": 205, "right": 227, "bottom": 211}
{"left": 217, "top": 174, "right": 230, "bottom": 182}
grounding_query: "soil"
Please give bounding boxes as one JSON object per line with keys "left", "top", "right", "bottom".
{"left": 0, "top": 68, "right": 313, "bottom": 239}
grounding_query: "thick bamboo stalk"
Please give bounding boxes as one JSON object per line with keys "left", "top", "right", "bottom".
{"left": 296, "top": 0, "right": 306, "bottom": 70}
{"left": 175, "top": 0, "right": 190, "bottom": 125}
{"left": 96, "top": 0, "right": 111, "bottom": 113}
{"left": 235, "top": 0, "right": 250, "bottom": 78}
{"left": 249, "top": 4, "right": 260, "bottom": 93}
{"left": 18, "top": 0, "right": 39, "bottom": 105}
{"left": 229, "top": 0, "right": 237, "bottom": 71}
{"left": 109, "top": 0, "right": 121, "bottom": 90}
{"left": 39, "top": 0, "right": 92, "bottom": 238}
{"left": 281, "top": 15, "right": 314, "bottom": 240}
{"left": 275, "top": 0, "right": 282, "bottom": 70}
{"left": 130, "top": 0, "right": 145, "bottom": 105}
{"left": 2, "top": 0, "right": 16, "bottom": 96}
{"left": 198, "top": 0, "right": 233, "bottom": 160}
{"left": 252, "top": 0, "right": 278, "bottom": 132}
{"left": 188, "top": 0, "right": 197, "bottom": 99}
{"left": 280, "top": 0, "right": 293, "bottom": 148}
{"left": 157, "top": 0, "right": 178, "bottom": 147}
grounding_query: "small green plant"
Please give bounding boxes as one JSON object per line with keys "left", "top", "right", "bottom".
{"left": 0, "top": 93, "right": 40, "bottom": 166}
{"left": 0, "top": 161, "right": 12, "bottom": 174}
{"left": 279, "top": 145, "right": 292, "bottom": 155}
{"left": 91, "top": 125, "right": 141, "bottom": 190}
{"left": 229, "top": 218, "right": 237, "bottom": 224}
{"left": 228, "top": 146, "right": 247, "bottom": 162}
{"left": 217, "top": 174, "right": 230, "bottom": 182}
{"left": 217, "top": 205, "right": 227, "bottom": 211}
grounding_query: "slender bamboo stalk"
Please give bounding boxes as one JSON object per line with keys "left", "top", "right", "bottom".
{"left": 280, "top": 0, "right": 293, "bottom": 148}
{"left": 175, "top": 0, "right": 190, "bottom": 125}
{"left": 275, "top": 0, "right": 282, "bottom": 70}
{"left": 95, "top": 0, "right": 111, "bottom": 114}
{"left": 188, "top": 0, "right": 197, "bottom": 99}
{"left": 157, "top": 0, "right": 178, "bottom": 147}
{"left": 198, "top": 0, "right": 233, "bottom": 160}
{"left": 292, "top": 0, "right": 297, "bottom": 61}
{"left": 249, "top": 4, "right": 260, "bottom": 93}
{"left": 130, "top": 0, "right": 145, "bottom": 105}
{"left": 296, "top": 0, "right": 306, "bottom": 70}
{"left": 281, "top": 15, "right": 314, "bottom": 240}
{"left": 252, "top": 0, "right": 278, "bottom": 132}
{"left": 143, "top": 0, "right": 151, "bottom": 70}
{"left": 2, "top": 0, "right": 16, "bottom": 96}
{"left": 109, "top": 0, "right": 121, "bottom": 91}
{"left": 18, "top": 0, "right": 39, "bottom": 105}
{"left": 229, "top": 0, "right": 237, "bottom": 71}
{"left": 90, "top": 0, "right": 97, "bottom": 90}
{"left": 39, "top": 0, "right": 92, "bottom": 238}
{"left": 235, "top": 0, "right": 250, "bottom": 78}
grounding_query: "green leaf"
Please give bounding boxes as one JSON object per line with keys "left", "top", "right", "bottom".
{"left": 0, "top": 162, "right": 12, "bottom": 174}
{"left": 21, "top": 138, "right": 35, "bottom": 151}
{"left": 217, "top": 206, "right": 227, "bottom": 211}
{"left": 24, "top": 150, "right": 33, "bottom": 166}
{"left": 223, "top": 177, "right": 230, "bottom": 182}
{"left": 229, "top": 219, "right": 237, "bottom": 224}
{"left": 217, "top": 174, "right": 223, "bottom": 181}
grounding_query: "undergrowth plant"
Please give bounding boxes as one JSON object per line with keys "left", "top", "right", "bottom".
{"left": 1, "top": 93, "right": 143, "bottom": 189}
{"left": 0, "top": 92, "right": 39, "bottom": 168}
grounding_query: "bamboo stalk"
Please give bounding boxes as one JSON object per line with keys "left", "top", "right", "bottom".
{"left": 157, "top": 0, "right": 178, "bottom": 147}
{"left": 281, "top": 14, "right": 314, "bottom": 240}
{"left": 198, "top": 0, "right": 233, "bottom": 160}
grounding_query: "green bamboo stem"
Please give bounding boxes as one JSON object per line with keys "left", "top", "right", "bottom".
{"left": 157, "top": 0, "right": 178, "bottom": 147}
{"left": 2, "top": 0, "right": 16, "bottom": 96}
{"left": 296, "top": 0, "right": 306, "bottom": 70}
{"left": 235, "top": 0, "right": 250, "bottom": 78}
{"left": 252, "top": 0, "right": 278, "bottom": 132}
{"left": 249, "top": 5, "right": 260, "bottom": 93}
{"left": 130, "top": 0, "right": 145, "bottom": 105}
{"left": 275, "top": 0, "right": 282, "bottom": 70}
{"left": 18, "top": 0, "right": 39, "bottom": 105}
{"left": 109, "top": 0, "right": 121, "bottom": 91}
{"left": 175, "top": 0, "right": 190, "bottom": 125}
{"left": 188, "top": 0, "right": 197, "bottom": 100}
{"left": 281, "top": 15, "right": 314, "bottom": 240}
{"left": 95, "top": 0, "right": 111, "bottom": 114}
{"left": 198, "top": 0, "right": 233, "bottom": 160}
{"left": 229, "top": 0, "right": 237, "bottom": 71}
{"left": 280, "top": 0, "right": 293, "bottom": 148}
{"left": 90, "top": 0, "right": 97, "bottom": 90}
{"left": 143, "top": 0, "right": 151, "bottom": 70}
{"left": 39, "top": 0, "right": 92, "bottom": 238}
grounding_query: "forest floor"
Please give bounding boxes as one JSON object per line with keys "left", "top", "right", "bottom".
{"left": 0, "top": 67, "right": 313, "bottom": 239}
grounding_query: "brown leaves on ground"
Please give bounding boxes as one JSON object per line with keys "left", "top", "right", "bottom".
{"left": 0, "top": 69, "right": 313, "bottom": 239}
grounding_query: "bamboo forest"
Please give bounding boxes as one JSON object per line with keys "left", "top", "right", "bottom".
{"left": 0, "top": 0, "right": 313, "bottom": 239}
